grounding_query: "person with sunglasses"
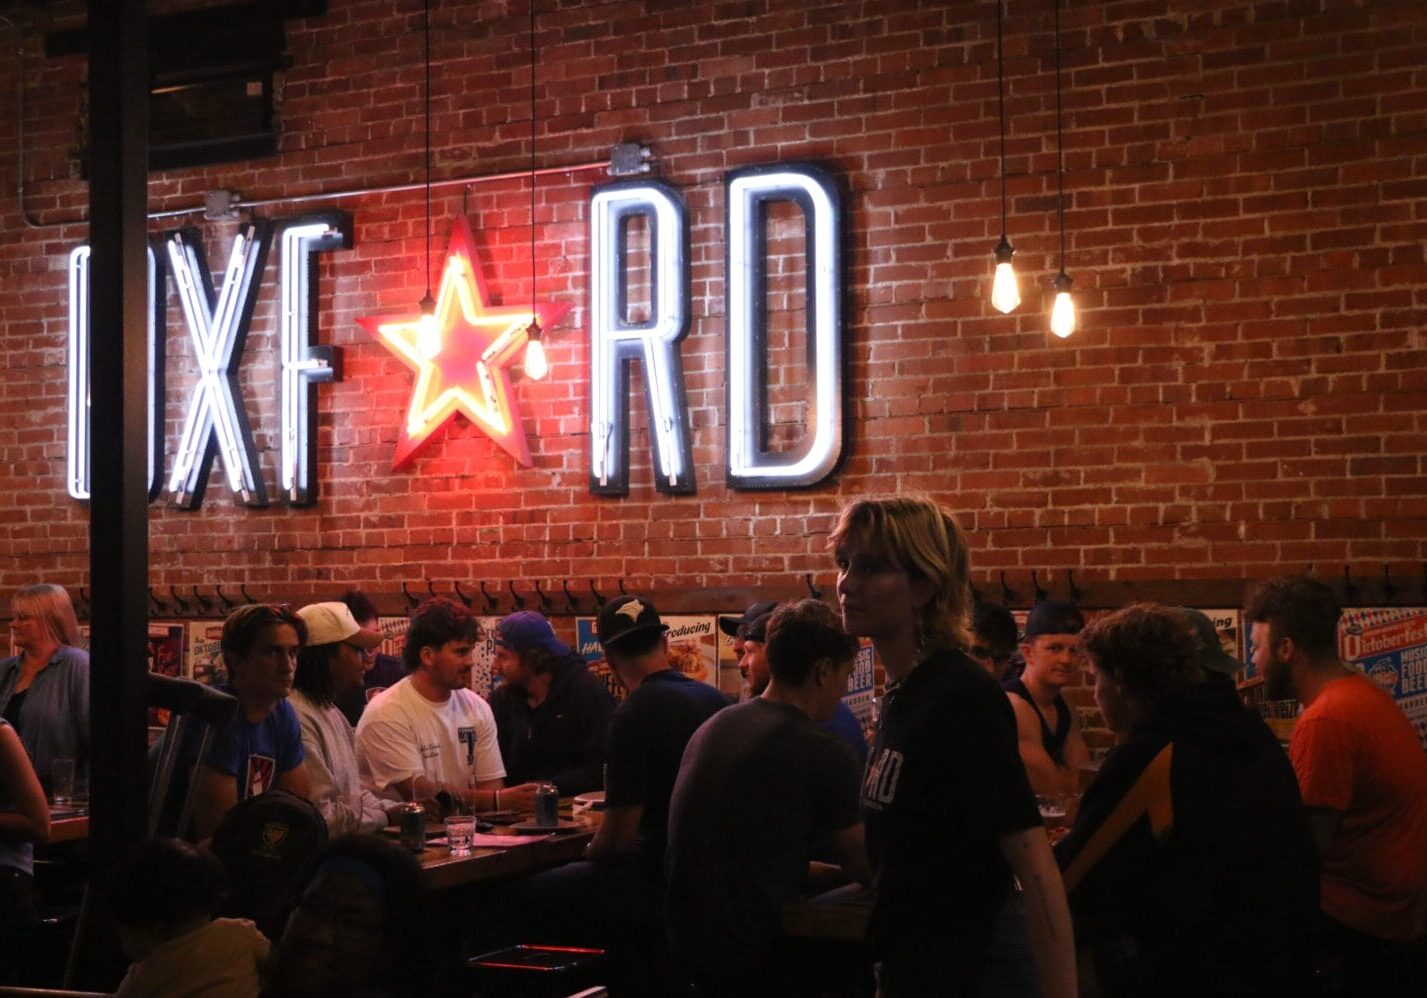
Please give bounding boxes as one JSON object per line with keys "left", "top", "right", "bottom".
{"left": 291, "top": 602, "right": 395, "bottom": 834}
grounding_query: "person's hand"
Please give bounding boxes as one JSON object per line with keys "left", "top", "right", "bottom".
{"left": 498, "top": 782, "right": 542, "bottom": 813}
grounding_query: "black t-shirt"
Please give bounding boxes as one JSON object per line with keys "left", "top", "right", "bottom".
{"left": 666, "top": 698, "right": 862, "bottom": 977}
{"left": 605, "top": 669, "right": 728, "bottom": 865}
{"left": 1004, "top": 674, "right": 1072, "bottom": 765}
{"left": 861, "top": 647, "right": 1040, "bottom": 985}
{"left": 487, "top": 657, "right": 615, "bottom": 795}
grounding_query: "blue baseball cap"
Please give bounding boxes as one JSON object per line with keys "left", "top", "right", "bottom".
{"left": 495, "top": 611, "right": 571, "bottom": 658}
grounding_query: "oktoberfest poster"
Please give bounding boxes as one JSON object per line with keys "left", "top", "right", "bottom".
{"left": 187, "top": 621, "right": 226, "bottom": 685}
{"left": 1338, "top": 607, "right": 1427, "bottom": 750}
{"left": 147, "top": 621, "right": 187, "bottom": 727}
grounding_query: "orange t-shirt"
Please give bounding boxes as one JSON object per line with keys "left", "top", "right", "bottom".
{"left": 1290, "top": 672, "right": 1427, "bottom": 940}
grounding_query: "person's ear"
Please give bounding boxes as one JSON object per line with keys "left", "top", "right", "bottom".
{"left": 419, "top": 644, "right": 436, "bottom": 669}
{"left": 812, "top": 657, "right": 833, "bottom": 686}
{"left": 1276, "top": 635, "right": 1297, "bottom": 662}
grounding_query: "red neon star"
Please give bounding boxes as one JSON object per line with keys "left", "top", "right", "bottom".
{"left": 359, "top": 217, "right": 569, "bottom": 470}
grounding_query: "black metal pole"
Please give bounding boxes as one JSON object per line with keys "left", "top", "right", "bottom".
{"left": 86, "top": 0, "right": 150, "bottom": 890}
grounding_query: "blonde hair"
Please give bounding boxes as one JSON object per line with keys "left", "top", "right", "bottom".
{"left": 829, "top": 495, "right": 973, "bottom": 652}
{"left": 12, "top": 583, "right": 81, "bottom": 648}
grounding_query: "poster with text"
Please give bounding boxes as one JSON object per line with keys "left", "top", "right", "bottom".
{"left": 188, "top": 621, "right": 226, "bottom": 686}
{"left": 1338, "top": 607, "right": 1427, "bottom": 750}
{"left": 716, "top": 615, "right": 744, "bottom": 698}
{"left": 846, "top": 640, "right": 877, "bottom": 724}
{"left": 576, "top": 615, "right": 719, "bottom": 700}
{"left": 1202, "top": 608, "right": 1245, "bottom": 683}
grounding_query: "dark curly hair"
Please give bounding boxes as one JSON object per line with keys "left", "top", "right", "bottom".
{"left": 403, "top": 597, "right": 479, "bottom": 673}
{"left": 1244, "top": 575, "right": 1340, "bottom": 661}
{"left": 1080, "top": 603, "right": 1202, "bottom": 703}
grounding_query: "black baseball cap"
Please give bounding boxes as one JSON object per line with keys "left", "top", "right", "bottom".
{"left": 597, "top": 595, "right": 668, "bottom": 650}
{"left": 718, "top": 600, "right": 779, "bottom": 640}
{"left": 1023, "top": 600, "right": 1085, "bottom": 639}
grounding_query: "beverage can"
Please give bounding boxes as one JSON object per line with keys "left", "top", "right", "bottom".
{"left": 535, "top": 783, "right": 560, "bottom": 827}
{"left": 399, "top": 801, "right": 427, "bottom": 851}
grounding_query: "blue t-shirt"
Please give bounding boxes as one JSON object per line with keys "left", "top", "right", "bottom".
{"left": 205, "top": 692, "right": 305, "bottom": 802}
{"left": 820, "top": 700, "right": 868, "bottom": 769}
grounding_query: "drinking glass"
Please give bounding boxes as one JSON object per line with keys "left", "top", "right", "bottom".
{"left": 446, "top": 815, "right": 476, "bottom": 856}
{"left": 50, "top": 758, "right": 75, "bottom": 806}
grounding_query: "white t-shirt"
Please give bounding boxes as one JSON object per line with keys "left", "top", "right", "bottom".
{"left": 355, "top": 676, "right": 505, "bottom": 802}
{"left": 290, "top": 690, "right": 390, "bottom": 834}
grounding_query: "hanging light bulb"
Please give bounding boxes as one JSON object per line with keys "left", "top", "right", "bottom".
{"left": 991, "top": 237, "right": 1020, "bottom": 314}
{"left": 1049, "top": 271, "right": 1075, "bottom": 339}
{"left": 417, "top": 291, "right": 439, "bottom": 358}
{"left": 524, "top": 319, "right": 547, "bottom": 380}
{"left": 989, "top": 0, "right": 1020, "bottom": 314}
{"left": 1048, "top": 0, "right": 1077, "bottom": 339}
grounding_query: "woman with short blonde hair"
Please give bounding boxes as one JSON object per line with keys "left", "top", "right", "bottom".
{"left": 832, "top": 495, "right": 1075, "bottom": 997}
{"left": 0, "top": 584, "right": 90, "bottom": 792}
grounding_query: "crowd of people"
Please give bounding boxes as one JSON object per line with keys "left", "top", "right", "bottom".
{"left": 0, "top": 495, "right": 1425, "bottom": 995}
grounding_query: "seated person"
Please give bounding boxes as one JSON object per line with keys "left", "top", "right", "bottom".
{"left": 110, "top": 837, "right": 269, "bottom": 998}
{"left": 356, "top": 598, "right": 537, "bottom": 814}
{"left": 191, "top": 604, "right": 311, "bottom": 840}
{"left": 969, "top": 599, "right": 1019, "bottom": 681}
{"left": 292, "top": 601, "right": 394, "bottom": 833}
{"left": 0, "top": 717, "right": 50, "bottom": 985}
{"left": 1005, "top": 600, "right": 1090, "bottom": 794}
{"left": 487, "top": 610, "right": 614, "bottom": 795}
{"left": 1056, "top": 603, "right": 1318, "bottom": 997}
{"left": 266, "top": 833, "right": 435, "bottom": 998}
{"left": 332, "top": 590, "right": 406, "bottom": 727}
{"left": 0, "top": 583, "right": 90, "bottom": 791}
{"left": 667, "top": 599, "right": 872, "bottom": 994}
{"left": 733, "top": 600, "right": 866, "bottom": 769}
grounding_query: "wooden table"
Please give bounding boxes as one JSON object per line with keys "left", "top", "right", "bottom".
{"left": 412, "top": 806, "right": 601, "bottom": 891}
{"left": 49, "top": 810, "right": 89, "bottom": 845}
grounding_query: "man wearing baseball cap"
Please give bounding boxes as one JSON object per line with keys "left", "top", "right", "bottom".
{"left": 720, "top": 600, "right": 778, "bottom": 697}
{"left": 487, "top": 611, "right": 613, "bottom": 796}
{"left": 1005, "top": 600, "right": 1091, "bottom": 794}
{"left": 291, "top": 602, "right": 393, "bottom": 833}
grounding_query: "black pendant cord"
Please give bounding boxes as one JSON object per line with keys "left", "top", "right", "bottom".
{"left": 996, "top": 0, "right": 1008, "bottom": 242}
{"left": 1053, "top": 0, "right": 1066, "bottom": 272}
{"left": 529, "top": 0, "right": 537, "bottom": 325}
{"left": 424, "top": 0, "right": 432, "bottom": 300}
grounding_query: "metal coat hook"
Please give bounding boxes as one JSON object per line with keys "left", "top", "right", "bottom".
{"left": 453, "top": 581, "right": 473, "bottom": 607}
{"left": 1031, "top": 572, "right": 1048, "bottom": 604}
{"left": 170, "top": 586, "right": 190, "bottom": 615}
{"left": 562, "top": 579, "right": 579, "bottom": 613}
{"left": 428, "top": 580, "right": 439, "bottom": 600}
{"left": 534, "top": 580, "right": 553, "bottom": 612}
{"left": 507, "top": 581, "right": 526, "bottom": 609}
{"left": 216, "top": 586, "right": 236, "bottom": 611}
{"left": 193, "top": 586, "right": 212, "bottom": 615}
{"left": 588, "top": 579, "right": 606, "bottom": 609}
{"left": 75, "top": 587, "right": 90, "bottom": 618}
{"left": 401, "top": 582, "right": 420, "bottom": 609}
{"left": 240, "top": 585, "right": 257, "bottom": 605}
{"left": 1067, "top": 570, "right": 1083, "bottom": 603}
{"left": 1382, "top": 564, "right": 1397, "bottom": 602}
{"left": 999, "top": 571, "right": 1015, "bottom": 606}
{"left": 618, "top": 579, "right": 628, "bottom": 596}
{"left": 805, "top": 573, "right": 823, "bottom": 600}
{"left": 149, "top": 588, "right": 166, "bottom": 615}
{"left": 480, "top": 581, "right": 499, "bottom": 612}
{"left": 1343, "top": 565, "right": 1359, "bottom": 604}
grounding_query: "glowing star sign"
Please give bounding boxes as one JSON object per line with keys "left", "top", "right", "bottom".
{"left": 360, "top": 217, "right": 568, "bottom": 470}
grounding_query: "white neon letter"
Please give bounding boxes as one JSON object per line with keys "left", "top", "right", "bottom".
{"left": 66, "top": 243, "right": 165, "bottom": 501}
{"left": 278, "top": 213, "right": 351, "bottom": 505}
{"left": 726, "top": 164, "right": 844, "bottom": 489}
{"left": 165, "top": 222, "right": 273, "bottom": 508}
{"left": 588, "top": 180, "right": 694, "bottom": 496}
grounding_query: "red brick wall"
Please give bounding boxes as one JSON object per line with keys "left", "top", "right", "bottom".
{"left": 1, "top": 0, "right": 1426, "bottom": 613}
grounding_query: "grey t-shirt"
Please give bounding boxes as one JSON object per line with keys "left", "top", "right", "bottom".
{"left": 666, "top": 698, "right": 862, "bottom": 977}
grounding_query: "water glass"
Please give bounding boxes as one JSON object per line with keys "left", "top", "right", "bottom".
{"left": 50, "top": 758, "right": 75, "bottom": 806}
{"left": 446, "top": 814, "right": 476, "bottom": 856}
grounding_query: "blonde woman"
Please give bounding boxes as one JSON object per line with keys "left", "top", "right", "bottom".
{"left": 0, "top": 584, "right": 90, "bottom": 791}
{"left": 831, "top": 496, "right": 1074, "bottom": 998}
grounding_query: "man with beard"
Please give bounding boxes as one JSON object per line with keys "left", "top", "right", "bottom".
{"left": 1247, "top": 575, "right": 1427, "bottom": 996}
{"left": 487, "top": 610, "right": 613, "bottom": 795}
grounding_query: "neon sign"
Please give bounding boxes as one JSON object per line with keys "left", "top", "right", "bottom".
{"left": 64, "top": 162, "right": 848, "bottom": 505}
{"left": 67, "top": 212, "right": 351, "bottom": 508}
{"left": 358, "top": 216, "right": 569, "bottom": 470}
{"left": 588, "top": 180, "right": 695, "bottom": 496}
